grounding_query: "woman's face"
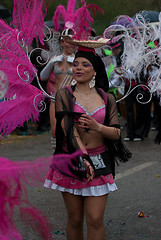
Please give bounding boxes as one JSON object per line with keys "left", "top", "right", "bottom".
{"left": 61, "top": 40, "right": 76, "bottom": 55}
{"left": 73, "top": 57, "right": 96, "bottom": 84}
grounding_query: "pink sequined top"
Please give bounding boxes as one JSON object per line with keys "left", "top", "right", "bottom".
{"left": 74, "top": 100, "right": 106, "bottom": 124}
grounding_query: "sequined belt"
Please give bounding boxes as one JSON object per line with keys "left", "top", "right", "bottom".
{"left": 86, "top": 145, "right": 106, "bottom": 156}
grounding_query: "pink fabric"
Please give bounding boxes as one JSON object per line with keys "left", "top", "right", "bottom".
{"left": 46, "top": 145, "right": 115, "bottom": 189}
{"left": 45, "top": 170, "right": 115, "bottom": 189}
{"left": 77, "top": 46, "right": 96, "bottom": 53}
{"left": 47, "top": 72, "right": 56, "bottom": 95}
{"left": 74, "top": 101, "right": 105, "bottom": 125}
{"left": 86, "top": 145, "right": 106, "bottom": 156}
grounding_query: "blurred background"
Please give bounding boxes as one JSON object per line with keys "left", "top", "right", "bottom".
{"left": 1, "top": 0, "right": 161, "bottom": 35}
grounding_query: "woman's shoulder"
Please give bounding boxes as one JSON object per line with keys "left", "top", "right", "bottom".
{"left": 97, "top": 88, "right": 116, "bottom": 102}
{"left": 56, "top": 87, "right": 73, "bottom": 97}
{"left": 106, "top": 92, "right": 116, "bottom": 100}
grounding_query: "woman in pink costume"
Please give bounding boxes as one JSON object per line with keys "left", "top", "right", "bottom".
{"left": 40, "top": 0, "right": 104, "bottom": 153}
{"left": 40, "top": 29, "right": 76, "bottom": 153}
{"left": 44, "top": 45, "right": 131, "bottom": 240}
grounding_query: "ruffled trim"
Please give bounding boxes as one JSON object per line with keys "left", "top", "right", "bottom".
{"left": 45, "top": 169, "right": 115, "bottom": 189}
{"left": 44, "top": 179, "right": 117, "bottom": 196}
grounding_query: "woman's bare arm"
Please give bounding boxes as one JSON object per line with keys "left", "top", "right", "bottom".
{"left": 78, "top": 114, "right": 120, "bottom": 141}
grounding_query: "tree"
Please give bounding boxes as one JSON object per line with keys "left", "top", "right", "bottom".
{"left": 0, "top": 0, "right": 13, "bottom": 10}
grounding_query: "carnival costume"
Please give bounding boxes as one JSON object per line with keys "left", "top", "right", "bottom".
{"left": 40, "top": 48, "right": 75, "bottom": 102}
{"left": 44, "top": 47, "right": 132, "bottom": 196}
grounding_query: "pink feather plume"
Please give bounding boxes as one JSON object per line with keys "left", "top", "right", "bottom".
{"left": 0, "top": 47, "right": 44, "bottom": 136}
{"left": 53, "top": 5, "right": 67, "bottom": 31}
{"left": 0, "top": 83, "right": 44, "bottom": 136}
{"left": 53, "top": 0, "right": 104, "bottom": 39}
{"left": 11, "top": 0, "right": 50, "bottom": 45}
{"left": 50, "top": 150, "right": 86, "bottom": 179}
{"left": 0, "top": 156, "right": 52, "bottom": 240}
{"left": 0, "top": 50, "right": 35, "bottom": 84}
{"left": 0, "top": 20, "right": 22, "bottom": 54}
{"left": 0, "top": 16, "right": 47, "bottom": 137}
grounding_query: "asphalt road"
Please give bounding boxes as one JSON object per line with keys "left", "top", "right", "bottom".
{"left": 0, "top": 120, "right": 161, "bottom": 240}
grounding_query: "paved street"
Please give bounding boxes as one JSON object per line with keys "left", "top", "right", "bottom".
{"left": 0, "top": 120, "right": 161, "bottom": 240}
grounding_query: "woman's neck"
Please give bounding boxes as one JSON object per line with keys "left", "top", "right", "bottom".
{"left": 75, "top": 83, "right": 95, "bottom": 94}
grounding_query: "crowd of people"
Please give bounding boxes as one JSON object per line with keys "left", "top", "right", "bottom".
{"left": 105, "top": 37, "right": 161, "bottom": 144}
{"left": 10, "top": 28, "right": 161, "bottom": 146}
{"left": 103, "top": 38, "right": 157, "bottom": 142}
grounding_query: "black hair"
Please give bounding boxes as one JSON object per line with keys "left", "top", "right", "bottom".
{"left": 75, "top": 50, "right": 109, "bottom": 92}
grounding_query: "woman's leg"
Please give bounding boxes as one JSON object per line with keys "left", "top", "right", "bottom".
{"left": 49, "top": 101, "right": 56, "bottom": 138}
{"left": 85, "top": 194, "right": 108, "bottom": 240}
{"left": 62, "top": 192, "right": 84, "bottom": 240}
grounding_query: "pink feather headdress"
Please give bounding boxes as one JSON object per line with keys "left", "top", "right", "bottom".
{"left": 53, "top": 0, "right": 104, "bottom": 39}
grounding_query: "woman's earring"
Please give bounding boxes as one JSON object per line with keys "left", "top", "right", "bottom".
{"left": 71, "top": 79, "right": 77, "bottom": 86}
{"left": 89, "top": 75, "right": 95, "bottom": 88}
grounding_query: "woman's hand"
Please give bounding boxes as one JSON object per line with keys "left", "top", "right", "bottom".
{"left": 79, "top": 114, "right": 101, "bottom": 132}
{"left": 78, "top": 114, "right": 120, "bottom": 140}
{"left": 50, "top": 55, "right": 64, "bottom": 63}
{"left": 83, "top": 159, "right": 95, "bottom": 181}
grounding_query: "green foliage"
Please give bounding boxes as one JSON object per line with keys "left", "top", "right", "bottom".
{"left": 45, "top": 0, "right": 161, "bottom": 35}
{"left": 1, "top": 0, "right": 14, "bottom": 9}
{"left": 86, "top": 0, "right": 161, "bottom": 34}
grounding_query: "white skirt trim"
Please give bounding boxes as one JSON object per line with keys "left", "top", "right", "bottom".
{"left": 44, "top": 179, "right": 118, "bottom": 196}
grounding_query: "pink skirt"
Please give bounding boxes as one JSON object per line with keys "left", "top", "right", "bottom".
{"left": 44, "top": 145, "right": 117, "bottom": 196}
